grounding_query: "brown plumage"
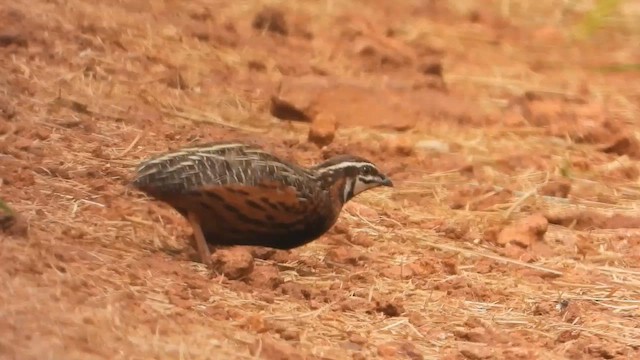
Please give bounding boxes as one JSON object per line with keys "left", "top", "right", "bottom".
{"left": 132, "top": 141, "right": 393, "bottom": 267}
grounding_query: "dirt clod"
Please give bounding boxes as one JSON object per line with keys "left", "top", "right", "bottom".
{"left": 348, "top": 231, "right": 375, "bottom": 247}
{"left": 246, "top": 264, "right": 282, "bottom": 289}
{"left": 252, "top": 7, "right": 288, "bottom": 36}
{"left": 497, "top": 213, "right": 548, "bottom": 248}
{"left": 545, "top": 210, "right": 640, "bottom": 230}
{"left": 349, "top": 333, "right": 368, "bottom": 345}
{"left": 377, "top": 343, "right": 398, "bottom": 358}
{"left": 326, "top": 246, "right": 363, "bottom": 266}
{"left": 374, "top": 300, "right": 405, "bottom": 317}
{"left": 382, "top": 136, "right": 414, "bottom": 156}
{"left": 252, "top": 335, "right": 303, "bottom": 360}
{"left": 0, "top": 31, "right": 27, "bottom": 47}
{"left": 601, "top": 136, "right": 640, "bottom": 159}
{"left": 539, "top": 180, "right": 571, "bottom": 198}
{"left": 160, "top": 68, "right": 189, "bottom": 90}
{"left": 308, "top": 113, "right": 337, "bottom": 147}
{"left": 453, "top": 327, "right": 490, "bottom": 343}
{"left": 381, "top": 264, "right": 414, "bottom": 280}
{"left": 459, "top": 344, "right": 494, "bottom": 360}
{"left": 210, "top": 248, "right": 255, "bottom": 280}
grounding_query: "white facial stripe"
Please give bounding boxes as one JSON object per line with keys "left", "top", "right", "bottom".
{"left": 358, "top": 175, "right": 380, "bottom": 183}
{"left": 343, "top": 178, "right": 356, "bottom": 203}
{"left": 353, "top": 177, "right": 378, "bottom": 196}
{"left": 316, "top": 161, "right": 373, "bottom": 173}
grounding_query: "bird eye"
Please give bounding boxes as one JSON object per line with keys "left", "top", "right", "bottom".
{"left": 362, "top": 166, "right": 372, "bottom": 175}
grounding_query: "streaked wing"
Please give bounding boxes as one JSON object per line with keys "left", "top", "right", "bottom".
{"left": 132, "top": 142, "right": 314, "bottom": 198}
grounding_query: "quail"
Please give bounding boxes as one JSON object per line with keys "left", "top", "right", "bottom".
{"left": 132, "top": 141, "right": 393, "bottom": 267}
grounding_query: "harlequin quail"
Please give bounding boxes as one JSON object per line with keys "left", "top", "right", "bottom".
{"left": 132, "top": 141, "right": 393, "bottom": 267}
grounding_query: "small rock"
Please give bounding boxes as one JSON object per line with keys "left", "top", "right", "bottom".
{"left": 0, "top": 200, "right": 27, "bottom": 237}
{"left": 441, "top": 258, "right": 458, "bottom": 275}
{"left": 503, "top": 347, "right": 535, "bottom": 358}
{"left": 246, "top": 264, "right": 282, "bottom": 289}
{"left": 502, "top": 243, "right": 534, "bottom": 262}
{"left": 561, "top": 301, "right": 582, "bottom": 324}
{"left": 210, "top": 248, "right": 255, "bottom": 280}
{"left": 245, "top": 315, "right": 268, "bottom": 333}
{"left": 375, "top": 300, "right": 405, "bottom": 317}
{"left": 556, "top": 330, "right": 580, "bottom": 343}
{"left": 247, "top": 59, "right": 267, "bottom": 72}
{"left": 257, "top": 293, "right": 275, "bottom": 304}
{"left": 400, "top": 342, "right": 424, "bottom": 360}
{"left": 352, "top": 353, "right": 366, "bottom": 360}
{"left": 187, "top": 22, "right": 212, "bottom": 42}
{"left": 308, "top": 113, "right": 336, "bottom": 147}
{"left": 269, "top": 77, "right": 328, "bottom": 122}
{"left": 352, "top": 35, "right": 415, "bottom": 70}
{"left": 161, "top": 25, "right": 180, "bottom": 40}
{"left": 448, "top": 186, "right": 512, "bottom": 211}
{"left": 575, "top": 234, "right": 599, "bottom": 258}
{"left": 349, "top": 232, "right": 374, "bottom": 247}
{"left": 539, "top": 180, "right": 571, "bottom": 198}
{"left": 381, "top": 264, "right": 415, "bottom": 280}
{"left": 270, "top": 96, "right": 311, "bottom": 122}
{"left": 587, "top": 345, "right": 616, "bottom": 359}
{"left": 265, "top": 249, "right": 292, "bottom": 263}
{"left": 33, "top": 128, "right": 52, "bottom": 141}
{"left": 532, "top": 301, "right": 555, "bottom": 316}
{"left": 250, "top": 247, "right": 277, "bottom": 260}
{"left": 382, "top": 136, "right": 414, "bottom": 156}
{"left": 278, "top": 328, "right": 300, "bottom": 341}
{"left": 339, "top": 298, "right": 371, "bottom": 312}
{"left": 252, "top": 7, "right": 288, "bottom": 36}
{"left": 0, "top": 99, "right": 16, "bottom": 120}
{"left": 326, "top": 246, "right": 362, "bottom": 266}
{"left": 377, "top": 343, "right": 398, "bottom": 358}
{"left": 187, "top": 6, "right": 213, "bottom": 22}
{"left": 438, "top": 220, "right": 471, "bottom": 240}
{"left": 497, "top": 213, "right": 548, "bottom": 248}
{"left": 458, "top": 344, "right": 494, "bottom": 360}
{"left": 251, "top": 335, "right": 303, "bottom": 360}
{"left": 463, "top": 316, "right": 491, "bottom": 329}
{"left": 408, "top": 311, "right": 428, "bottom": 327}
{"left": 417, "top": 59, "right": 446, "bottom": 90}
{"left": 453, "top": 327, "right": 489, "bottom": 343}
{"left": 413, "top": 260, "right": 438, "bottom": 276}
{"left": 418, "top": 60, "right": 444, "bottom": 78}
{"left": 161, "top": 68, "right": 189, "bottom": 90}
{"left": 600, "top": 136, "right": 640, "bottom": 159}
{"left": 278, "top": 282, "right": 313, "bottom": 300}
{"left": 474, "top": 259, "right": 497, "bottom": 274}
{"left": 529, "top": 239, "right": 555, "bottom": 259}
{"left": 0, "top": 31, "right": 28, "bottom": 47}
{"left": 13, "top": 137, "right": 33, "bottom": 150}
{"left": 349, "top": 333, "right": 368, "bottom": 345}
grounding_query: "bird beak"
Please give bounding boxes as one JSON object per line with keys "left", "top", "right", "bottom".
{"left": 380, "top": 176, "right": 394, "bottom": 187}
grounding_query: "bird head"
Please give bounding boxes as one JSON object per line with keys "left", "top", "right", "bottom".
{"left": 313, "top": 155, "right": 393, "bottom": 203}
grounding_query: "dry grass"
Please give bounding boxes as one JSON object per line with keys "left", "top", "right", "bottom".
{"left": 1, "top": 0, "right": 640, "bottom": 359}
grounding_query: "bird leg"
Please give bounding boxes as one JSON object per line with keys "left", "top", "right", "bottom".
{"left": 187, "top": 211, "right": 212, "bottom": 268}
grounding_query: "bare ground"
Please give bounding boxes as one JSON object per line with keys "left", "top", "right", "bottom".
{"left": 1, "top": 1, "right": 640, "bottom": 359}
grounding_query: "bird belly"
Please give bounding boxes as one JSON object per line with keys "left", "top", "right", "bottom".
{"left": 172, "top": 185, "right": 336, "bottom": 249}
